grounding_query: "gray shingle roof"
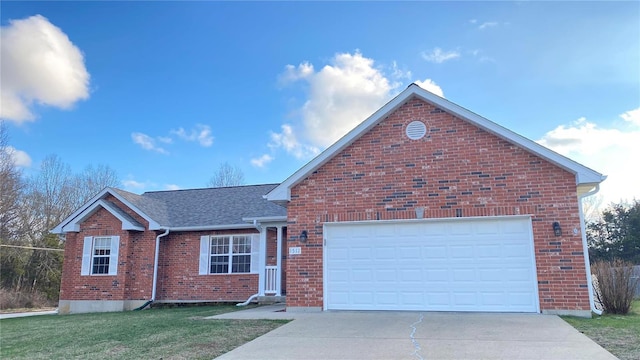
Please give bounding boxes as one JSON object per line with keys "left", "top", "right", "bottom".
{"left": 118, "top": 184, "right": 286, "bottom": 228}
{"left": 111, "top": 188, "right": 171, "bottom": 225}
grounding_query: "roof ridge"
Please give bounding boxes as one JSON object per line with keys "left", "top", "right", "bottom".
{"left": 142, "top": 183, "right": 280, "bottom": 194}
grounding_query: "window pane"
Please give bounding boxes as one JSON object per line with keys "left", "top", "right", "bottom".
{"left": 92, "top": 237, "right": 111, "bottom": 274}
{"left": 210, "top": 255, "right": 229, "bottom": 274}
{"left": 92, "top": 256, "right": 109, "bottom": 274}
{"left": 232, "top": 236, "right": 251, "bottom": 254}
{"left": 231, "top": 254, "right": 251, "bottom": 273}
{"left": 211, "top": 236, "right": 230, "bottom": 255}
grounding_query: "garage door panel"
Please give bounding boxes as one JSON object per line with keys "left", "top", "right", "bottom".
{"left": 449, "top": 245, "right": 475, "bottom": 259}
{"left": 325, "top": 217, "right": 538, "bottom": 312}
{"left": 399, "top": 269, "right": 422, "bottom": 282}
{"left": 376, "top": 292, "right": 398, "bottom": 305}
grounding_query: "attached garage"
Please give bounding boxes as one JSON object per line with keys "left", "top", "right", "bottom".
{"left": 324, "top": 216, "right": 539, "bottom": 313}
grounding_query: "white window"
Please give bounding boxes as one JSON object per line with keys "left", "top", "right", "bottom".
{"left": 199, "top": 235, "right": 259, "bottom": 275}
{"left": 81, "top": 236, "right": 120, "bottom": 276}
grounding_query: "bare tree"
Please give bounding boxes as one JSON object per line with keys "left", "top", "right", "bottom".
{"left": 0, "top": 122, "right": 25, "bottom": 243}
{"left": 76, "top": 164, "right": 120, "bottom": 203}
{"left": 582, "top": 194, "right": 603, "bottom": 223}
{"left": 207, "top": 162, "right": 245, "bottom": 187}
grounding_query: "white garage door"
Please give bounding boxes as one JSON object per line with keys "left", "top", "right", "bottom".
{"left": 324, "top": 216, "right": 539, "bottom": 312}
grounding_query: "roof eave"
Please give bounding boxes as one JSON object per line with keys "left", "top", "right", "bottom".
{"left": 58, "top": 199, "right": 145, "bottom": 233}
{"left": 166, "top": 224, "right": 258, "bottom": 232}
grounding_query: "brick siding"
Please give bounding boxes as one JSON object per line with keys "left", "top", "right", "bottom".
{"left": 286, "top": 97, "right": 590, "bottom": 311}
{"left": 60, "top": 212, "right": 283, "bottom": 303}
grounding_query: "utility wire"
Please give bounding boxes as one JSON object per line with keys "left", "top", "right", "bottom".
{"left": 0, "top": 244, "right": 64, "bottom": 252}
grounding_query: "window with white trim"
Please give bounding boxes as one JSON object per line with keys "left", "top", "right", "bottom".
{"left": 199, "top": 235, "right": 259, "bottom": 275}
{"left": 81, "top": 236, "right": 120, "bottom": 276}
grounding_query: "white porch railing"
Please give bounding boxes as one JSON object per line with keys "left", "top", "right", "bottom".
{"left": 265, "top": 266, "right": 278, "bottom": 294}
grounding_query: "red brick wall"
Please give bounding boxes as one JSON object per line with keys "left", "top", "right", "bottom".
{"left": 286, "top": 97, "right": 589, "bottom": 311}
{"left": 59, "top": 196, "right": 159, "bottom": 303}
{"left": 60, "top": 201, "right": 281, "bottom": 303}
{"left": 156, "top": 229, "right": 261, "bottom": 302}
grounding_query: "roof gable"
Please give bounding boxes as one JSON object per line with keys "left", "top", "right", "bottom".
{"left": 59, "top": 199, "right": 145, "bottom": 233}
{"left": 266, "top": 84, "right": 606, "bottom": 203}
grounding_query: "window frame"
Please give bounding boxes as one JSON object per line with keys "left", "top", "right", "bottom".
{"left": 81, "top": 235, "right": 119, "bottom": 276}
{"left": 199, "top": 234, "right": 258, "bottom": 275}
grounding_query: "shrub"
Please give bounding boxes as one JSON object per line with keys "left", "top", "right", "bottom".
{"left": 0, "top": 288, "right": 54, "bottom": 310}
{"left": 592, "top": 260, "right": 639, "bottom": 314}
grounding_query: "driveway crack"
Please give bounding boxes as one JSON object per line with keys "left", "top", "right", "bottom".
{"left": 410, "top": 313, "right": 424, "bottom": 360}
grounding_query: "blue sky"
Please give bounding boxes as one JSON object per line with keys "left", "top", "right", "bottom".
{"left": 1, "top": 1, "right": 639, "bottom": 208}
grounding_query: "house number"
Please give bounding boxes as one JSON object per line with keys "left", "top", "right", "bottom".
{"left": 289, "top": 247, "right": 302, "bottom": 255}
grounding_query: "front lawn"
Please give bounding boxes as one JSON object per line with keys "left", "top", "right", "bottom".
{"left": 562, "top": 300, "right": 640, "bottom": 360}
{"left": 0, "top": 305, "right": 288, "bottom": 359}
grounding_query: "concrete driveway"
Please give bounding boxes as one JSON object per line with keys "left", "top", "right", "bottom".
{"left": 211, "top": 305, "right": 616, "bottom": 360}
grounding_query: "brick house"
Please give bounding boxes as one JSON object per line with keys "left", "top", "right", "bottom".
{"left": 53, "top": 84, "right": 605, "bottom": 316}
{"left": 53, "top": 185, "right": 287, "bottom": 314}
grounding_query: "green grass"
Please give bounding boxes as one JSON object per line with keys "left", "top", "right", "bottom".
{"left": 0, "top": 305, "right": 288, "bottom": 359}
{"left": 562, "top": 300, "right": 640, "bottom": 360}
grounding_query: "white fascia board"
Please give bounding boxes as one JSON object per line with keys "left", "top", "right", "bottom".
{"left": 61, "top": 199, "right": 145, "bottom": 233}
{"left": 411, "top": 87, "right": 606, "bottom": 185}
{"left": 107, "top": 190, "right": 162, "bottom": 230}
{"left": 265, "top": 87, "right": 411, "bottom": 202}
{"left": 265, "top": 84, "right": 605, "bottom": 203}
{"left": 51, "top": 187, "right": 114, "bottom": 234}
{"left": 167, "top": 224, "right": 257, "bottom": 232}
{"left": 242, "top": 216, "right": 287, "bottom": 223}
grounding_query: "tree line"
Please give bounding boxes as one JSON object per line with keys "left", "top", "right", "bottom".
{"left": 1, "top": 122, "right": 245, "bottom": 306}
{"left": 1, "top": 123, "right": 120, "bottom": 303}
{"left": 587, "top": 200, "right": 640, "bottom": 264}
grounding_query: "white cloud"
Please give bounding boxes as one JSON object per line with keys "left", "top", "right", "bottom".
{"left": 269, "top": 124, "right": 319, "bottom": 159}
{"left": 122, "top": 177, "right": 175, "bottom": 192}
{"left": 2, "top": 145, "right": 32, "bottom": 167}
{"left": 164, "top": 184, "right": 181, "bottom": 190}
{"left": 478, "top": 21, "right": 498, "bottom": 30}
{"left": 391, "top": 61, "right": 412, "bottom": 81}
{"left": 279, "top": 62, "right": 314, "bottom": 84}
{"left": 270, "top": 52, "right": 448, "bottom": 161}
{"left": 280, "top": 51, "right": 400, "bottom": 151}
{"left": 469, "top": 19, "right": 478, "bottom": 24}
{"left": 131, "top": 132, "right": 168, "bottom": 154}
{"left": 537, "top": 109, "right": 640, "bottom": 206}
{"left": 0, "top": 15, "right": 90, "bottom": 123}
{"left": 421, "top": 48, "right": 460, "bottom": 64}
{"left": 171, "top": 124, "right": 213, "bottom": 147}
{"left": 122, "top": 179, "right": 148, "bottom": 190}
{"left": 414, "top": 79, "right": 444, "bottom": 98}
{"left": 250, "top": 154, "right": 274, "bottom": 168}
{"left": 620, "top": 107, "right": 640, "bottom": 126}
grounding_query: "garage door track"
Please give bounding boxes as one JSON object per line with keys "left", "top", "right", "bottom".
{"left": 211, "top": 305, "right": 615, "bottom": 360}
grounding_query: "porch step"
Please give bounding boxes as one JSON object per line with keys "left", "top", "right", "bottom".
{"left": 257, "top": 295, "right": 285, "bottom": 304}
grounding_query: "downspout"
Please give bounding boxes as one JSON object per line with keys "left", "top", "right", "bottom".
{"left": 152, "top": 229, "right": 170, "bottom": 301}
{"left": 135, "top": 228, "right": 170, "bottom": 311}
{"left": 237, "top": 220, "right": 260, "bottom": 307}
{"left": 578, "top": 185, "right": 602, "bottom": 315}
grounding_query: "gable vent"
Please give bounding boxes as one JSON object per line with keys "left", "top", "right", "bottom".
{"left": 406, "top": 121, "right": 427, "bottom": 140}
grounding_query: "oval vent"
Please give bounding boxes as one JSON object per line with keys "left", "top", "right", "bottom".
{"left": 406, "top": 121, "right": 427, "bottom": 140}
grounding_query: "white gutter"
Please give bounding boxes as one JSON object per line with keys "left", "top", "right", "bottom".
{"left": 152, "top": 229, "right": 170, "bottom": 301}
{"left": 578, "top": 185, "right": 602, "bottom": 315}
{"left": 167, "top": 224, "right": 256, "bottom": 231}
